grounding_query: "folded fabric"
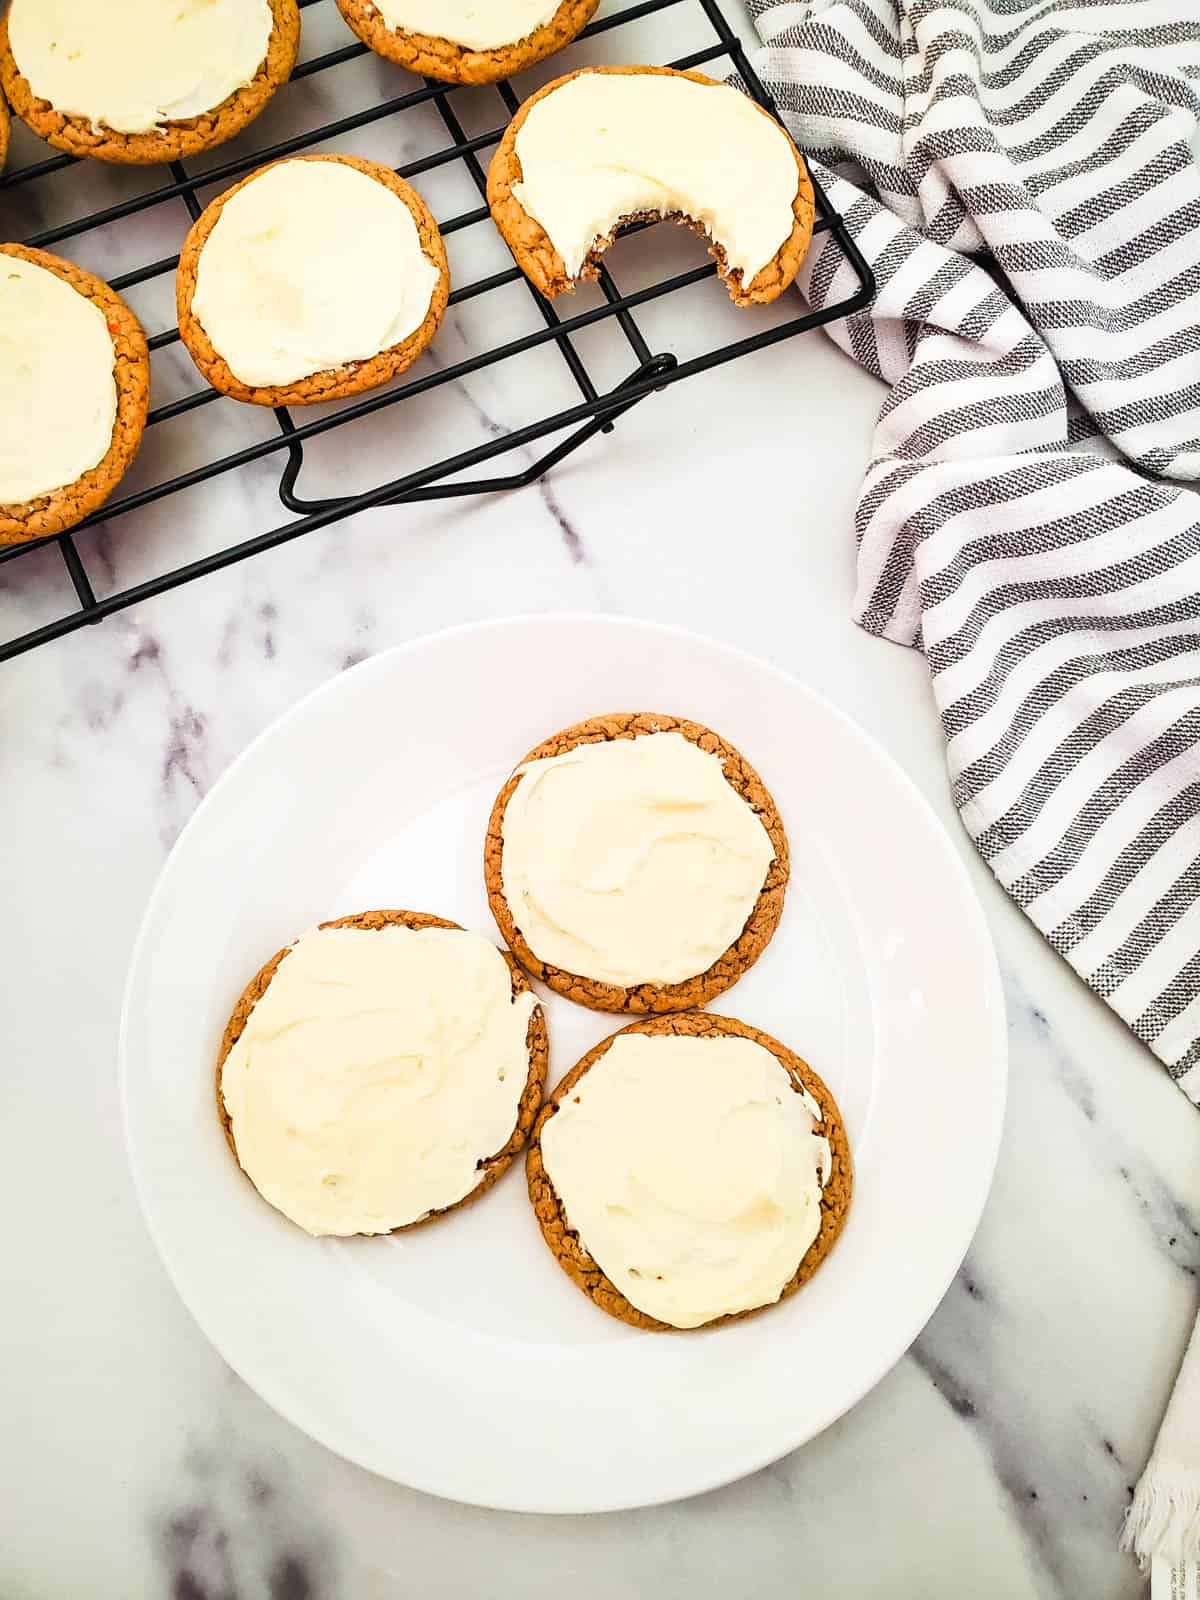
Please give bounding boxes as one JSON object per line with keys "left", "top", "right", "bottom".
{"left": 746, "top": 0, "right": 1200, "bottom": 1081}
{"left": 740, "top": 0, "right": 1200, "bottom": 1564}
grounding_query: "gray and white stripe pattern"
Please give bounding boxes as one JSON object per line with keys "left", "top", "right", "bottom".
{"left": 745, "top": 0, "right": 1200, "bottom": 1092}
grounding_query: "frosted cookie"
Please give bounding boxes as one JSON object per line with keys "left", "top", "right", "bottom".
{"left": 0, "top": 0, "right": 299, "bottom": 165}
{"left": 485, "top": 712, "right": 789, "bottom": 1013}
{"left": 336, "top": 0, "right": 597, "bottom": 84}
{"left": 527, "top": 1013, "right": 852, "bottom": 1331}
{"left": 217, "top": 910, "right": 549, "bottom": 1237}
{"left": 0, "top": 245, "right": 149, "bottom": 547}
{"left": 488, "top": 65, "right": 815, "bottom": 306}
{"left": 176, "top": 154, "right": 450, "bottom": 407}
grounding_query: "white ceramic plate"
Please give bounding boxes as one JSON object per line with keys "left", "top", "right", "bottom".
{"left": 122, "top": 614, "right": 1006, "bottom": 1513}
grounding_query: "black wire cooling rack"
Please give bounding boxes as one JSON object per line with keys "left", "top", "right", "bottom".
{"left": 0, "top": 0, "right": 873, "bottom": 662}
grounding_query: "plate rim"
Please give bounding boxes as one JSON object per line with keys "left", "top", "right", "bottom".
{"left": 120, "top": 611, "right": 1008, "bottom": 1512}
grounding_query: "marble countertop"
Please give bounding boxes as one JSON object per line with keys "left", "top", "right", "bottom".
{"left": 3, "top": 4, "right": 1199, "bottom": 1596}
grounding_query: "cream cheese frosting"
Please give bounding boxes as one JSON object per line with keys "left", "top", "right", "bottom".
{"left": 189, "top": 160, "right": 441, "bottom": 388}
{"left": 500, "top": 730, "right": 775, "bottom": 987}
{"left": 0, "top": 255, "right": 116, "bottom": 506}
{"left": 220, "top": 925, "right": 539, "bottom": 1236}
{"left": 511, "top": 72, "right": 800, "bottom": 284}
{"left": 8, "top": 0, "right": 274, "bottom": 137}
{"left": 542, "top": 1032, "right": 831, "bottom": 1328}
{"left": 371, "top": 0, "right": 561, "bottom": 50}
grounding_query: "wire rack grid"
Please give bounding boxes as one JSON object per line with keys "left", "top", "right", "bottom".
{"left": 0, "top": 0, "right": 874, "bottom": 662}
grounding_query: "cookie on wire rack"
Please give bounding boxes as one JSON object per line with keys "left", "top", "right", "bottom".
{"left": 0, "top": 0, "right": 299, "bottom": 165}
{"left": 176, "top": 154, "right": 450, "bottom": 407}
{"left": 488, "top": 65, "right": 815, "bottom": 307}
{"left": 0, "top": 244, "right": 150, "bottom": 547}
{"left": 335, "top": 0, "right": 598, "bottom": 85}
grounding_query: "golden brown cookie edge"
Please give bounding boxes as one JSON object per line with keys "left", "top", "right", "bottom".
{"left": 176, "top": 152, "right": 450, "bottom": 406}
{"left": 526, "top": 1011, "right": 853, "bottom": 1331}
{"left": 484, "top": 711, "right": 790, "bottom": 1014}
{"left": 0, "top": 0, "right": 300, "bottom": 165}
{"left": 216, "top": 908, "right": 549, "bottom": 1234}
{"left": 486, "top": 64, "right": 815, "bottom": 306}
{"left": 0, "top": 244, "right": 150, "bottom": 546}
{"left": 335, "top": 0, "right": 598, "bottom": 84}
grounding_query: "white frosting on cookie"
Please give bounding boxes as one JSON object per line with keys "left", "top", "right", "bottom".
{"left": 500, "top": 729, "right": 776, "bottom": 988}
{"left": 8, "top": 0, "right": 274, "bottom": 136}
{"left": 189, "top": 160, "right": 440, "bottom": 388}
{"left": 541, "top": 1031, "right": 832, "bottom": 1328}
{"left": 220, "top": 925, "right": 539, "bottom": 1237}
{"left": 0, "top": 254, "right": 117, "bottom": 506}
{"left": 371, "top": 0, "right": 561, "bottom": 51}
{"left": 510, "top": 71, "right": 800, "bottom": 285}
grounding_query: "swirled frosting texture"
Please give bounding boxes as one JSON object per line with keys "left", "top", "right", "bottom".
{"left": 9, "top": 0, "right": 274, "bottom": 135}
{"left": 372, "top": 0, "right": 560, "bottom": 49}
{"left": 541, "top": 1032, "right": 831, "bottom": 1328}
{"left": 190, "top": 160, "right": 439, "bottom": 387}
{"left": 511, "top": 72, "right": 799, "bottom": 283}
{"left": 500, "top": 730, "right": 775, "bottom": 987}
{"left": 0, "top": 254, "right": 116, "bottom": 504}
{"left": 220, "top": 925, "right": 538, "bottom": 1236}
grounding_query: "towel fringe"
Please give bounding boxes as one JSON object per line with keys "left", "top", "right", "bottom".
{"left": 1122, "top": 1465, "right": 1200, "bottom": 1568}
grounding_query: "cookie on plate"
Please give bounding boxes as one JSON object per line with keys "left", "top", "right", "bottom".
{"left": 488, "top": 65, "right": 815, "bottom": 307}
{"left": 0, "top": 244, "right": 150, "bottom": 547}
{"left": 177, "top": 154, "right": 450, "bottom": 407}
{"left": 218, "top": 910, "right": 549, "bottom": 1237}
{"left": 485, "top": 712, "right": 789, "bottom": 1013}
{"left": 335, "top": 0, "right": 597, "bottom": 85}
{"left": 527, "top": 1012, "right": 852, "bottom": 1331}
{"left": 0, "top": 0, "right": 299, "bottom": 165}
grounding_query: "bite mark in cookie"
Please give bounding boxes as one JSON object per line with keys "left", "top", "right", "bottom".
{"left": 487, "top": 66, "right": 815, "bottom": 306}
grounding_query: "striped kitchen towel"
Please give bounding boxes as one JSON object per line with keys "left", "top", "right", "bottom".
{"left": 746, "top": 0, "right": 1200, "bottom": 1087}
{"left": 742, "top": 0, "right": 1200, "bottom": 1563}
